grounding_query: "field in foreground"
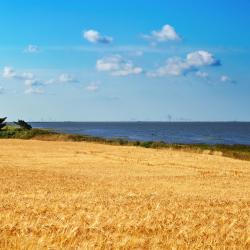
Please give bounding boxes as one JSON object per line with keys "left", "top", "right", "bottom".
{"left": 0, "top": 139, "right": 249, "bottom": 249}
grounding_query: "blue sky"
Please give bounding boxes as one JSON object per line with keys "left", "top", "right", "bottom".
{"left": 0, "top": 0, "right": 250, "bottom": 121}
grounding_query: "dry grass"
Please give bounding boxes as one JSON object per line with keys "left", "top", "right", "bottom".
{"left": 0, "top": 139, "right": 249, "bottom": 249}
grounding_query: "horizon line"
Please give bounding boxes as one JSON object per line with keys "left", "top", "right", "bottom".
{"left": 25, "top": 120, "right": 250, "bottom": 123}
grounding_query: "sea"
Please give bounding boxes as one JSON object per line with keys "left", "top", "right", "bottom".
{"left": 30, "top": 122, "right": 250, "bottom": 145}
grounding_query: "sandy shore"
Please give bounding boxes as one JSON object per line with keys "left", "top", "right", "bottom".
{"left": 0, "top": 139, "right": 249, "bottom": 249}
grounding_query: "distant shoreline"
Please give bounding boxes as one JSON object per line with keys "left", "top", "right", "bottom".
{"left": 1, "top": 126, "right": 250, "bottom": 162}
{"left": 29, "top": 121, "right": 250, "bottom": 123}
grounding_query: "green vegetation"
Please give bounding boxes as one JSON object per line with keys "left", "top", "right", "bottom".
{"left": 1, "top": 124, "right": 250, "bottom": 161}
{"left": 0, "top": 117, "right": 7, "bottom": 130}
{"left": 0, "top": 125, "right": 53, "bottom": 139}
{"left": 14, "top": 120, "right": 32, "bottom": 130}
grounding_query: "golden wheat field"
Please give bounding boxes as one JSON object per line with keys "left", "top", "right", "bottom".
{"left": 0, "top": 139, "right": 249, "bottom": 249}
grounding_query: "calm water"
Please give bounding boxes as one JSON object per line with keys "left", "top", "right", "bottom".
{"left": 31, "top": 122, "right": 250, "bottom": 145}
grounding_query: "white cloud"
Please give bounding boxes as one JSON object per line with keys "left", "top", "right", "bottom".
{"left": 148, "top": 50, "right": 220, "bottom": 77}
{"left": 44, "top": 74, "right": 78, "bottom": 84}
{"left": 24, "top": 88, "right": 44, "bottom": 94}
{"left": 86, "top": 81, "right": 100, "bottom": 92}
{"left": 148, "top": 57, "right": 190, "bottom": 77}
{"left": 144, "top": 24, "right": 181, "bottom": 42}
{"left": 221, "top": 75, "right": 230, "bottom": 82}
{"left": 58, "top": 74, "right": 78, "bottom": 83}
{"left": 24, "top": 79, "right": 44, "bottom": 87}
{"left": 2, "top": 67, "right": 35, "bottom": 81}
{"left": 96, "top": 55, "right": 143, "bottom": 76}
{"left": 83, "top": 29, "right": 113, "bottom": 44}
{"left": 24, "top": 78, "right": 46, "bottom": 94}
{"left": 2, "top": 66, "right": 47, "bottom": 94}
{"left": 96, "top": 56, "right": 120, "bottom": 71}
{"left": 220, "top": 75, "right": 236, "bottom": 84}
{"left": 2, "top": 67, "right": 81, "bottom": 95}
{"left": 3, "top": 66, "right": 16, "bottom": 78}
{"left": 196, "top": 71, "right": 209, "bottom": 78}
{"left": 45, "top": 78, "right": 56, "bottom": 85}
{"left": 21, "top": 72, "right": 35, "bottom": 80}
{"left": 25, "top": 44, "right": 40, "bottom": 53}
{"left": 186, "top": 51, "right": 220, "bottom": 67}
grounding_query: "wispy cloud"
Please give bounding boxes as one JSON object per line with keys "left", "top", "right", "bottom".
{"left": 44, "top": 73, "right": 79, "bottom": 85}
{"left": 24, "top": 44, "right": 40, "bottom": 53}
{"left": 24, "top": 79, "right": 44, "bottom": 87}
{"left": 220, "top": 75, "right": 236, "bottom": 84}
{"left": 45, "top": 45, "right": 163, "bottom": 54}
{"left": 24, "top": 87, "right": 45, "bottom": 94}
{"left": 58, "top": 73, "right": 78, "bottom": 83}
{"left": 85, "top": 81, "right": 100, "bottom": 92}
{"left": 196, "top": 71, "right": 209, "bottom": 79}
{"left": 34, "top": 45, "right": 250, "bottom": 57}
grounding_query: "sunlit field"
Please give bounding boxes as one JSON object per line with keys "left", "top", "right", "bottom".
{"left": 0, "top": 139, "right": 249, "bottom": 249}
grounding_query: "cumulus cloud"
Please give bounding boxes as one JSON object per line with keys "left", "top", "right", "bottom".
{"left": 3, "top": 66, "right": 16, "bottom": 78}
{"left": 143, "top": 24, "right": 181, "bottom": 43}
{"left": 186, "top": 51, "right": 220, "bottom": 67}
{"left": 86, "top": 81, "right": 100, "bottom": 92}
{"left": 83, "top": 29, "right": 113, "bottom": 44}
{"left": 148, "top": 50, "right": 220, "bottom": 77}
{"left": 2, "top": 67, "right": 35, "bottom": 81}
{"left": 96, "top": 55, "right": 143, "bottom": 76}
{"left": 148, "top": 57, "right": 189, "bottom": 77}
{"left": 2, "top": 66, "right": 46, "bottom": 94}
{"left": 25, "top": 44, "right": 40, "bottom": 53}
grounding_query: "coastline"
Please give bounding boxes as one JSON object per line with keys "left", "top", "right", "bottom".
{"left": 1, "top": 126, "right": 250, "bottom": 161}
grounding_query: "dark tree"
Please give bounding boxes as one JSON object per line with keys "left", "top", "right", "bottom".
{"left": 0, "top": 117, "right": 7, "bottom": 130}
{"left": 14, "top": 120, "right": 32, "bottom": 130}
